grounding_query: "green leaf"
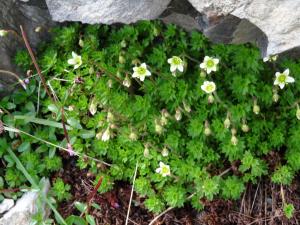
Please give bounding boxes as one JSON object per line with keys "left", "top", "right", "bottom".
{"left": 283, "top": 203, "right": 295, "bottom": 219}
{"left": 67, "top": 117, "right": 82, "bottom": 129}
{"left": 86, "top": 215, "right": 96, "bottom": 225}
{"left": 14, "top": 115, "right": 72, "bottom": 130}
{"left": 18, "top": 142, "right": 31, "bottom": 152}
{"left": 74, "top": 202, "right": 87, "bottom": 213}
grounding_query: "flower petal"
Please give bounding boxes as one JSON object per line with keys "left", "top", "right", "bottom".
{"left": 274, "top": 79, "right": 279, "bottom": 85}
{"left": 286, "top": 76, "right": 295, "bottom": 83}
{"left": 141, "top": 63, "right": 147, "bottom": 69}
{"left": 178, "top": 65, "right": 184, "bottom": 72}
{"left": 283, "top": 68, "right": 290, "bottom": 75}
{"left": 213, "top": 58, "right": 219, "bottom": 64}
{"left": 155, "top": 168, "right": 161, "bottom": 173}
{"left": 72, "top": 51, "right": 77, "bottom": 58}
{"left": 275, "top": 72, "right": 281, "bottom": 78}
{"left": 170, "top": 65, "right": 177, "bottom": 72}
{"left": 279, "top": 83, "right": 285, "bottom": 89}
{"left": 199, "top": 63, "right": 205, "bottom": 69}
{"left": 167, "top": 58, "right": 173, "bottom": 64}
{"left": 132, "top": 72, "right": 138, "bottom": 78}
{"left": 145, "top": 70, "right": 151, "bottom": 76}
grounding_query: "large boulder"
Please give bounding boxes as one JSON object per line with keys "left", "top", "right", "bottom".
{"left": 45, "top": 0, "right": 171, "bottom": 24}
{"left": 187, "top": 0, "right": 300, "bottom": 56}
{"left": 0, "top": 0, "right": 55, "bottom": 95}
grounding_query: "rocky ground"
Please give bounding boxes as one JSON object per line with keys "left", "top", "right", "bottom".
{"left": 56, "top": 157, "right": 300, "bottom": 225}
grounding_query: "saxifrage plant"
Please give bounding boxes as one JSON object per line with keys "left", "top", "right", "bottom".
{"left": 1, "top": 21, "right": 300, "bottom": 219}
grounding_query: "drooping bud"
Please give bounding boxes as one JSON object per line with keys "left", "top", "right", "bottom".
{"left": 241, "top": 121, "right": 249, "bottom": 132}
{"left": 89, "top": 67, "right": 94, "bottom": 75}
{"left": 160, "top": 116, "right": 168, "bottom": 126}
{"left": 122, "top": 75, "right": 131, "bottom": 88}
{"left": 129, "top": 132, "right": 137, "bottom": 141}
{"left": 204, "top": 120, "right": 212, "bottom": 136}
{"left": 68, "top": 105, "right": 74, "bottom": 111}
{"left": 296, "top": 105, "right": 300, "bottom": 120}
{"left": 35, "top": 26, "right": 42, "bottom": 33}
{"left": 208, "top": 94, "right": 214, "bottom": 104}
{"left": 200, "top": 70, "right": 206, "bottom": 78}
{"left": 162, "top": 146, "right": 169, "bottom": 157}
{"left": 155, "top": 119, "right": 163, "bottom": 134}
{"left": 231, "top": 135, "right": 238, "bottom": 145}
{"left": 272, "top": 88, "right": 279, "bottom": 102}
{"left": 89, "top": 97, "right": 97, "bottom": 115}
{"left": 161, "top": 109, "right": 170, "bottom": 118}
{"left": 143, "top": 145, "right": 150, "bottom": 158}
{"left": 79, "top": 39, "right": 84, "bottom": 47}
{"left": 0, "top": 30, "right": 8, "bottom": 37}
{"left": 119, "top": 55, "right": 126, "bottom": 64}
{"left": 107, "top": 111, "right": 114, "bottom": 122}
{"left": 175, "top": 108, "right": 182, "bottom": 121}
{"left": 183, "top": 101, "right": 191, "bottom": 113}
{"left": 120, "top": 40, "right": 127, "bottom": 48}
{"left": 101, "top": 127, "right": 111, "bottom": 142}
{"left": 224, "top": 113, "right": 231, "bottom": 129}
{"left": 107, "top": 79, "right": 113, "bottom": 88}
{"left": 231, "top": 128, "right": 237, "bottom": 136}
{"left": 253, "top": 99, "right": 260, "bottom": 114}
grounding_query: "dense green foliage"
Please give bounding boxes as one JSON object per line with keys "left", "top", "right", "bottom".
{"left": 1, "top": 21, "right": 300, "bottom": 219}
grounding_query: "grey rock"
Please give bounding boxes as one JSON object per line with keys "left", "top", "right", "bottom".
{"left": 0, "top": 179, "right": 50, "bottom": 225}
{"left": 0, "top": 0, "right": 55, "bottom": 94}
{"left": 0, "top": 199, "right": 14, "bottom": 214}
{"left": 188, "top": 0, "right": 300, "bottom": 56}
{"left": 45, "top": 0, "right": 171, "bottom": 24}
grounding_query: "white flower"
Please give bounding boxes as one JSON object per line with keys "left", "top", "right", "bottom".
{"left": 67, "top": 52, "right": 82, "bottom": 69}
{"left": 200, "top": 56, "right": 219, "bottom": 74}
{"left": 0, "top": 30, "right": 8, "bottom": 37}
{"left": 175, "top": 108, "right": 182, "bottom": 121}
{"left": 132, "top": 63, "right": 151, "bottom": 81}
{"left": 101, "top": 127, "right": 110, "bottom": 142}
{"left": 274, "top": 69, "right": 295, "bottom": 89}
{"left": 155, "top": 162, "right": 171, "bottom": 177}
{"left": 201, "top": 81, "right": 216, "bottom": 94}
{"left": 167, "top": 56, "right": 184, "bottom": 73}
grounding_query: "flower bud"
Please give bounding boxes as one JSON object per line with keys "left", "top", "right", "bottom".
{"left": 89, "top": 67, "right": 94, "bottom": 75}
{"left": 107, "top": 111, "right": 114, "bottom": 122}
{"left": 101, "top": 127, "right": 110, "bottom": 142}
{"left": 204, "top": 121, "right": 211, "bottom": 136}
{"left": 35, "top": 26, "right": 42, "bottom": 33}
{"left": 79, "top": 39, "right": 84, "bottom": 47}
{"left": 208, "top": 94, "right": 214, "bottom": 104}
{"left": 183, "top": 101, "right": 191, "bottom": 113}
{"left": 175, "top": 108, "right": 182, "bottom": 121}
{"left": 162, "top": 147, "right": 169, "bottom": 157}
{"left": 224, "top": 118, "right": 231, "bottom": 129}
{"left": 161, "top": 109, "right": 170, "bottom": 118}
{"left": 123, "top": 75, "right": 131, "bottom": 88}
{"left": 89, "top": 97, "right": 97, "bottom": 115}
{"left": 253, "top": 105, "right": 260, "bottom": 114}
{"left": 119, "top": 55, "right": 126, "bottom": 64}
{"left": 120, "top": 40, "right": 127, "bottom": 48}
{"left": 204, "top": 127, "right": 212, "bottom": 136}
{"left": 272, "top": 93, "right": 279, "bottom": 102}
{"left": 153, "top": 27, "right": 159, "bottom": 37}
{"left": 160, "top": 116, "right": 168, "bottom": 126}
{"left": 107, "top": 79, "right": 113, "bottom": 88}
{"left": 200, "top": 70, "right": 206, "bottom": 78}
{"left": 144, "top": 146, "right": 150, "bottom": 158}
{"left": 68, "top": 105, "right": 74, "bottom": 111}
{"left": 0, "top": 30, "right": 8, "bottom": 37}
{"left": 242, "top": 124, "right": 249, "bottom": 132}
{"left": 296, "top": 107, "right": 300, "bottom": 120}
{"left": 155, "top": 120, "right": 163, "bottom": 134}
{"left": 231, "top": 135, "right": 238, "bottom": 145}
{"left": 129, "top": 132, "right": 137, "bottom": 141}
{"left": 231, "top": 128, "right": 237, "bottom": 136}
